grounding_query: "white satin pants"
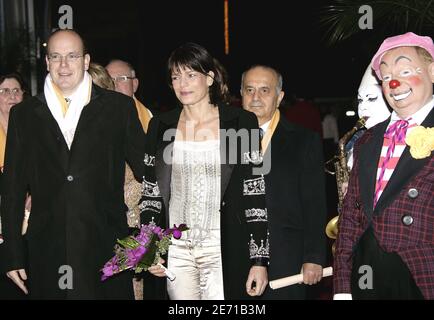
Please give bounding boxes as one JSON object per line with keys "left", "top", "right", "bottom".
{"left": 167, "top": 232, "right": 224, "bottom": 300}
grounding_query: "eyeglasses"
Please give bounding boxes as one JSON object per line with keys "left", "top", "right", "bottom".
{"left": 112, "top": 75, "right": 135, "bottom": 83}
{"left": 47, "top": 53, "right": 84, "bottom": 63}
{"left": 0, "top": 88, "right": 24, "bottom": 97}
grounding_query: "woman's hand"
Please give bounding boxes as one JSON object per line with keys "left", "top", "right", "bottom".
{"left": 147, "top": 258, "right": 167, "bottom": 277}
{"left": 246, "top": 266, "right": 268, "bottom": 296}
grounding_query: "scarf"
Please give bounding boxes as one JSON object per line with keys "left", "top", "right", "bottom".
{"left": 133, "top": 97, "right": 151, "bottom": 133}
{"left": 44, "top": 72, "right": 92, "bottom": 149}
{"left": 261, "top": 108, "right": 280, "bottom": 153}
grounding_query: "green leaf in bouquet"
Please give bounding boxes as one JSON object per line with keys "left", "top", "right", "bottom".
{"left": 138, "top": 233, "right": 159, "bottom": 268}
{"left": 156, "top": 237, "right": 172, "bottom": 256}
{"left": 135, "top": 266, "right": 144, "bottom": 274}
{"left": 117, "top": 236, "right": 140, "bottom": 249}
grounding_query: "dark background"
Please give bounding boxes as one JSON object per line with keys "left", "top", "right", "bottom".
{"left": 48, "top": 0, "right": 377, "bottom": 110}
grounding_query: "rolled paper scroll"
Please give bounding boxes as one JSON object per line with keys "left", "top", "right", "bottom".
{"left": 269, "top": 267, "right": 333, "bottom": 290}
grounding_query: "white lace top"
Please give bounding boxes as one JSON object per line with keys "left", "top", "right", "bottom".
{"left": 169, "top": 139, "right": 221, "bottom": 245}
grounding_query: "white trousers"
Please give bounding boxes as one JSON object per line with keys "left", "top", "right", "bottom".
{"left": 167, "top": 235, "right": 224, "bottom": 300}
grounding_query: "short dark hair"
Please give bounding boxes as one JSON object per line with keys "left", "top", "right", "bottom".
{"left": 167, "top": 42, "right": 226, "bottom": 106}
{"left": 46, "top": 29, "right": 88, "bottom": 55}
{"left": 0, "top": 72, "right": 27, "bottom": 92}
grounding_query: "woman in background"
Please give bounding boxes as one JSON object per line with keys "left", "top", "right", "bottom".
{"left": 88, "top": 62, "right": 115, "bottom": 91}
{"left": 0, "top": 72, "right": 29, "bottom": 299}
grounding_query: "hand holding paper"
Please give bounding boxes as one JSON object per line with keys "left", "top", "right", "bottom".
{"left": 269, "top": 267, "right": 333, "bottom": 290}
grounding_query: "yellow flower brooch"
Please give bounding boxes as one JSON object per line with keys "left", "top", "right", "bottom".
{"left": 405, "top": 126, "right": 434, "bottom": 159}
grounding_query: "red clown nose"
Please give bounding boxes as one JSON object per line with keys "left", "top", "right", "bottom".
{"left": 389, "top": 79, "right": 401, "bottom": 89}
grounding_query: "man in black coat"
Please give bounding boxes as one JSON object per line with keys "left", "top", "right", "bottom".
{"left": 241, "top": 65, "right": 327, "bottom": 299}
{"left": 0, "top": 29, "right": 146, "bottom": 299}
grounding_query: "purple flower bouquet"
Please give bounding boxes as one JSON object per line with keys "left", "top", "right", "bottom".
{"left": 101, "top": 221, "right": 188, "bottom": 281}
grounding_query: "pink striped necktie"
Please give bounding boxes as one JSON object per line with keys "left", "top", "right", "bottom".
{"left": 373, "top": 119, "right": 409, "bottom": 207}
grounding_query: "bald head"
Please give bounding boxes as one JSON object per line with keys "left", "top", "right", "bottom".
{"left": 47, "top": 29, "right": 86, "bottom": 55}
{"left": 106, "top": 59, "right": 138, "bottom": 97}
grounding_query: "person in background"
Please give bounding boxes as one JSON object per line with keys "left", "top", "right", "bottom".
{"left": 0, "top": 73, "right": 30, "bottom": 239}
{"left": 106, "top": 59, "right": 152, "bottom": 132}
{"left": 0, "top": 73, "right": 29, "bottom": 299}
{"left": 284, "top": 94, "right": 323, "bottom": 137}
{"left": 241, "top": 65, "right": 327, "bottom": 299}
{"left": 88, "top": 63, "right": 115, "bottom": 91}
{"left": 346, "top": 63, "right": 391, "bottom": 171}
{"left": 321, "top": 107, "right": 339, "bottom": 144}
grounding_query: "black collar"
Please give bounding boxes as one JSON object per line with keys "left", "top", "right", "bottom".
{"left": 158, "top": 103, "right": 240, "bottom": 126}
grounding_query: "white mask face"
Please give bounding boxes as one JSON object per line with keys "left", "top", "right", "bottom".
{"left": 357, "top": 83, "right": 390, "bottom": 129}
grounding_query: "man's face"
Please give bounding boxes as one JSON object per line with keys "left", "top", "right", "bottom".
{"left": 106, "top": 61, "right": 138, "bottom": 97}
{"left": 379, "top": 46, "right": 434, "bottom": 118}
{"left": 0, "top": 78, "right": 24, "bottom": 114}
{"left": 241, "top": 67, "right": 284, "bottom": 126}
{"left": 45, "top": 31, "right": 90, "bottom": 96}
{"left": 357, "top": 83, "right": 390, "bottom": 129}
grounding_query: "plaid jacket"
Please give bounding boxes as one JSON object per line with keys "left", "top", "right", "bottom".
{"left": 334, "top": 107, "right": 434, "bottom": 299}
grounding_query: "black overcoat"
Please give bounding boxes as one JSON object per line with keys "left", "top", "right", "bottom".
{"left": 0, "top": 85, "right": 146, "bottom": 299}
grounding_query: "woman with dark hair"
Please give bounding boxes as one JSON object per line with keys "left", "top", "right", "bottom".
{"left": 141, "top": 43, "right": 269, "bottom": 300}
{"left": 0, "top": 73, "right": 26, "bottom": 162}
{"left": 0, "top": 72, "right": 29, "bottom": 299}
{"left": 0, "top": 73, "right": 29, "bottom": 241}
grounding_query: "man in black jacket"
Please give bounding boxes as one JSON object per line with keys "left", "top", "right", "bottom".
{"left": 241, "top": 65, "right": 327, "bottom": 299}
{"left": 0, "top": 29, "right": 146, "bottom": 299}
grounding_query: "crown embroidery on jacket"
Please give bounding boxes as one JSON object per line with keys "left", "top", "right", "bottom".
{"left": 245, "top": 208, "right": 268, "bottom": 222}
{"left": 139, "top": 200, "right": 162, "bottom": 214}
{"left": 142, "top": 179, "right": 161, "bottom": 198}
{"left": 243, "top": 176, "right": 265, "bottom": 196}
{"left": 249, "top": 234, "right": 270, "bottom": 259}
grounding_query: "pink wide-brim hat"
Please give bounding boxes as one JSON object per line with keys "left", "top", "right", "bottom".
{"left": 371, "top": 32, "right": 434, "bottom": 79}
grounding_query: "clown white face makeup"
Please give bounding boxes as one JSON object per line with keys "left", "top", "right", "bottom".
{"left": 379, "top": 46, "right": 434, "bottom": 118}
{"left": 357, "top": 83, "right": 390, "bottom": 129}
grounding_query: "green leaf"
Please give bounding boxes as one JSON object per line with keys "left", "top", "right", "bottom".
{"left": 117, "top": 237, "right": 140, "bottom": 249}
{"left": 139, "top": 233, "right": 159, "bottom": 267}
